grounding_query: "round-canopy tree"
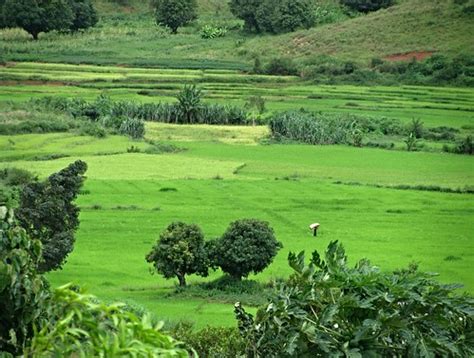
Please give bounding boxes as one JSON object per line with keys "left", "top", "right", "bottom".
{"left": 153, "top": 0, "right": 197, "bottom": 34}
{"left": 215, "top": 219, "right": 282, "bottom": 280}
{"left": 146, "top": 222, "right": 209, "bottom": 287}
{"left": 2, "top": 0, "right": 97, "bottom": 39}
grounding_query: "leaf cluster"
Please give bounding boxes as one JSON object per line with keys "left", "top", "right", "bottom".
{"left": 0, "top": 209, "right": 49, "bottom": 355}
{"left": 24, "top": 284, "right": 189, "bottom": 357}
{"left": 236, "top": 241, "right": 474, "bottom": 357}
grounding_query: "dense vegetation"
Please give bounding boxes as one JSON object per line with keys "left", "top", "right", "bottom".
{"left": 0, "top": 0, "right": 472, "bottom": 355}
{"left": 17, "top": 160, "right": 87, "bottom": 272}
{"left": 0, "top": 0, "right": 97, "bottom": 39}
{"left": 236, "top": 241, "right": 474, "bottom": 356}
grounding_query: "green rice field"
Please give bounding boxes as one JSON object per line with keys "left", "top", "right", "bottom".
{"left": 1, "top": 122, "right": 473, "bottom": 327}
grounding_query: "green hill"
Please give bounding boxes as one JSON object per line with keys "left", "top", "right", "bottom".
{"left": 242, "top": 0, "right": 474, "bottom": 64}
{"left": 0, "top": 0, "right": 472, "bottom": 75}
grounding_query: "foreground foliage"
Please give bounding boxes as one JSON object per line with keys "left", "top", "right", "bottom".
{"left": 25, "top": 285, "right": 189, "bottom": 357}
{"left": 17, "top": 160, "right": 87, "bottom": 272}
{"left": 236, "top": 241, "right": 474, "bottom": 357}
{"left": 0, "top": 208, "right": 49, "bottom": 356}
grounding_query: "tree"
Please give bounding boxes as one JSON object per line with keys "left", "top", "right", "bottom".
{"left": 153, "top": 0, "right": 197, "bottom": 34}
{"left": 2, "top": 0, "right": 74, "bottom": 40}
{"left": 229, "top": 0, "right": 263, "bottom": 32}
{"left": 231, "top": 0, "right": 316, "bottom": 33}
{"left": 17, "top": 160, "right": 87, "bottom": 272}
{"left": 340, "top": 0, "right": 395, "bottom": 13}
{"left": 236, "top": 241, "right": 474, "bottom": 357}
{"left": 68, "top": 0, "right": 98, "bottom": 32}
{"left": 214, "top": 219, "right": 282, "bottom": 280}
{"left": 266, "top": 0, "right": 316, "bottom": 34}
{"left": 176, "top": 84, "right": 203, "bottom": 124}
{"left": 0, "top": 207, "right": 49, "bottom": 355}
{"left": 146, "top": 222, "right": 209, "bottom": 287}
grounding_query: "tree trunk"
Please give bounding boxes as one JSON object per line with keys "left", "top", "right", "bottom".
{"left": 177, "top": 274, "right": 186, "bottom": 287}
{"left": 31, "top": 32, "right": 39, "bottom": 40}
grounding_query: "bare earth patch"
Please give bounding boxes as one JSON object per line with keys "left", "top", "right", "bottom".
{"left": 384, "top": 51, "right": 434, "bottom": 62}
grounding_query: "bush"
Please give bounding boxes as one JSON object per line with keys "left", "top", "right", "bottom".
{"left": 146, "top": 222, "right": 210, "bottom": 287}
{"left": 119, "top": 117, "right": 145, "bottom": 139}
{"left": 213, "top": 219, "right": 282, "bottom": 280}
{"left": 170, "top": 321, "right": 245, "bottom": 357}
{"left": 25, "top": 285, "right": 188, "bottom": 357}
{"left": 236, "top": 241, "right": 474, "bottom": 357}
{"left": 200, "top": 24, "right": 227, "bottom": 39}
{"left": 0, "top": 210, "right": 49, "bottom": 355}
{"left": 265, "top": 57, "right": 299, "bottom": 76}
{"left": 340, "top": 0, "right": 395, "bottom": 13}
{"left": 0, "top": 168, "right": 35, "bottom": 187}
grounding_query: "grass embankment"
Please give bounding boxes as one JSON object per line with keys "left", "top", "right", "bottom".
{"left": 1, "top": 62, "right": 473, "bottom": 129}
{"left": 0, "top": 126, "right": 472, "bottom": 327}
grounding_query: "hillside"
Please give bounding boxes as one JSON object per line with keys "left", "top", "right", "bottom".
{"left": 243, "top": 0, "right": 474, "bottom": 64}
{"left": 1, "top": 0, "right": 472, "bottom": 71}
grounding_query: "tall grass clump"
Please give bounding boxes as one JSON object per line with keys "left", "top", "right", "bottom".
{"left": 269, "top": 111, "right": 360, "bottom": 145}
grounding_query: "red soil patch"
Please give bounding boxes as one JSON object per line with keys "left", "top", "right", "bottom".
{"left": 384, "top": 51, "right": 434, "bottom": 62}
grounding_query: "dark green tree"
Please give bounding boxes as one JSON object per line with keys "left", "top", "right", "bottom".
{"left": 266, "top": 0, "right": 316, "bottom": 34}
{"left": 176, "top": 84, "right": 203, "bottom": 124}
{"left": 153, "top": 0, "right": 197, "bottom": 34}
{"left": 0, "top": 207, "right": 49, "bottom": 355}
{"left": 146, "top": 222, "right": 209, "bottom": 287}
{"left": 236, "top": 241, "right": 474, "bottom": 356}
{"left": 229, "top": 0, "right": 263, "bottom": 32}
{"left": 17, "top": 160, "right": 87, "bottom": 272}
{"left": 2, "top": 0, "right": 74, "bottom": 40}
{"left": 68, "top": 0, "right": 98, "bottom": 32}
{"left": 215, "top": 219, "right": 282, "bottom": 280}
{"left": 340, "top": 0, "right": 394, "bottom": 13}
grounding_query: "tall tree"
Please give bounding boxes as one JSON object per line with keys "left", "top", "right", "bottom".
{"left": 17, "top": 160, "right": 87, "bottom": 272}
{"left": 229, "top": 0, "right": 263, "bottom": 32}
{"left": 153, "top": 0, "right": 197, "bottom": 34}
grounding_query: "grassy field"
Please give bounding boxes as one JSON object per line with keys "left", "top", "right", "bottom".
{"left": 0, "top": 125, "right": 472, "bottom": 327}
{"left": 1, "top": 62, "right": 473, "bottom": 130}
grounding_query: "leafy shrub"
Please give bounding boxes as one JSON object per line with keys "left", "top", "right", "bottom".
{"left": 176, "top": 85, "right": 203, "bottom": 124}
{"left": 0, "top": 168, "right": 35, "bottom": 187}
{"left": 25, "top": 285, "right": 188, "bottom": 357}
{"left": 265, "top": 57, "right": 299, "bottom": 76}
{"left": 170, "top": 321, "right": 245, "bottom": 357}
{"left": 407, "top": 118, "right": 424, "bottom": 138}
{"left": 454, "top": 135, "right": 474, "bottom": 155}
{"left": 340, "top": 0, "right": 395, "bottom": 13}
{"left": 231, "top": 0, "right": 316, "bottom": 33}
{"left": 0, "top": 210, "right": 49, "bottom": 355}
{"left": 200, "top": 24, "right": 227, "bottom": 39}
{"left": 213, "top": 219, "right": 282, "bottom": 280}
{"left": 146, "top": 222, "right": 210, "bottom": 287}
{"left": 236, "top": 241, "right": 474, "bottom": 357}
{"left": 119, "top": 117, "right": 145, "bottom": 139}
{"left": 77, "top": 121, "right": 107, "bottom": 138}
